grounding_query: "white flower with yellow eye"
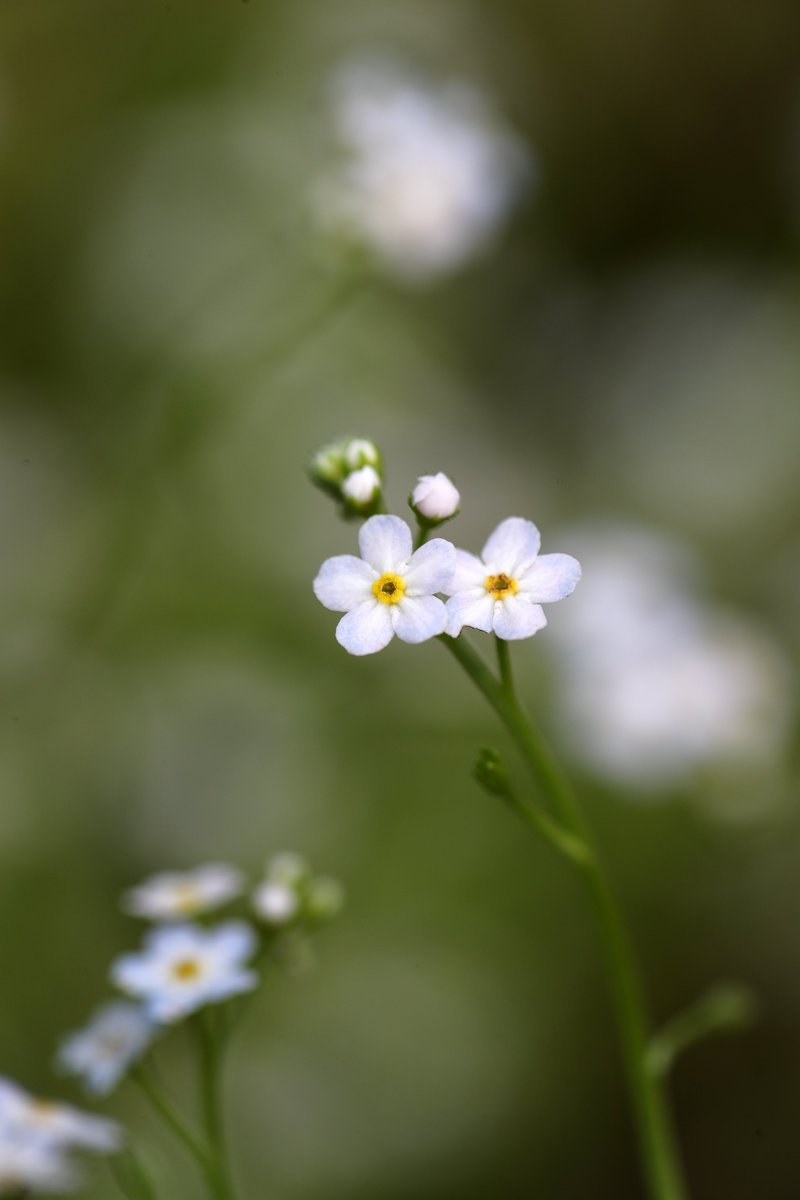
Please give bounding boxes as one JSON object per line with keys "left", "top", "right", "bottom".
{"left": 111, "top": 922, "right": 257, "bottom": 1024}
{"left": 446, "top": 517, "right": 581, "bottom": 640}
{"left": 314, "top": 514, "right": 455, "bottom": 655}
{"left": 0, "top": 1078, "right": 121, "bottom": 1154}
{"left": 122, "top": 863, "right": 243, "bottom": 921}
{"left": 57, "top": 1002, "right": 154, "bottom": 1097}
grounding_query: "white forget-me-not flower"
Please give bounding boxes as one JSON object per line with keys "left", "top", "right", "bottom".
{"left": 0, "top": 1078, "right": 121, "bottom": 1154}
{"left": 57, "top": 1002, "right": 155, "bottom": 1097}
{"left": 314, "top": 514, "right": 456, "bottom": 655}
{"left": 446, "top": 517, "right": 581, "bottom": 640}
{"left": 316, "top": 60, "right": 530, "bottom": 283}
{"left": 121, "top": 863, "right": 244, "bottom": 922}
{"left": 111, "top": 922, "right": 257, "bottom": 1024}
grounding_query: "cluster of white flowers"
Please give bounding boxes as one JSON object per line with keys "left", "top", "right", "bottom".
{"left": 547, "top": 525, "right": 793, "bottom": 793}
{"left": 314, "top": 470, "right": 581, "bottom": 655}
{"left": 0, "top": 1077, "right": 120, "bottom": 1195}
{"left": 58, "top": 855, "right": 343, "bottom": 1096}
{"left": 315, "top": 60, "right": 531, "bottom": 283}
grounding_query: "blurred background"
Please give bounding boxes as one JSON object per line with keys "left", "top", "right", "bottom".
{"left": 1, "top": 0, "right": 800, "bottom": 1196}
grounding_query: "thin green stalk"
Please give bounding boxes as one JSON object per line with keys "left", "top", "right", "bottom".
{"left": 131, "top": 1065, "right": 211, "bottom": 1177}
{"left": 196, "top": 1012, "right": 237, "bottom": 1200}
{"left": 440, "top": 633, "right": 689, "bottom": 1200}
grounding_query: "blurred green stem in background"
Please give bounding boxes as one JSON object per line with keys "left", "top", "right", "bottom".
{"left": 196, "top": 1012, "right": 238, "bottom": 1200}
{"left": 131, "top": 1064, "right": 211, "bottom": 1177}
{"left": 647, "top": 984, "right": 758, "bottom": 1079}
{"left": 440, "top": 633, "right": 689, "bottom": 1200}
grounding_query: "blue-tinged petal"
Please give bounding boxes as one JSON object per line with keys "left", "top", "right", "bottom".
{"left": 482, "top": 517, "right": 541, "bottom": 575}
{"left": 313, "top": 555, "right": 375, "bottom": 612}
{"left": 335, "top": 600, "right": 394, "bottom": 655}
{"left": 391, "top": 595, "right": 447, "bottom": 643}
{"left": 518, "top": 553, "right": 582, "bottom": 602}
{"left": 358, "top": 514, "right": 412, "bottom": 572}
{"left": 404, "top": 538, "right": 456, "bottom": 595}
{"left": 446, "top": 549, "right": 486, "bottom": 595}
{"left": 493, "top": 596, "right": 547, "bottom": 640}
{"left": 445, "top": 591, "right": 495, "bottom": 636}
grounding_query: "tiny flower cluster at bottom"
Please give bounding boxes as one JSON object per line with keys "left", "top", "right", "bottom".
{"left": 0, "top": 1077, "right": 121, "bottom": 1195}
{"left": 58, "top": 854, "right": 343, "bottom": 1098}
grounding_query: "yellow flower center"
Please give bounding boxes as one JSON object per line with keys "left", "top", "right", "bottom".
{"left": 171, "top": 883, "right": 200, "bottom": 914}
{"left": 485, "top": 572, "right": 518, "bottom": 600}
{"left": 172, "top": 957, "right": 202, "bottom": 982}
{"left": 372, "top": 572, "right": 406, "bottom": 605}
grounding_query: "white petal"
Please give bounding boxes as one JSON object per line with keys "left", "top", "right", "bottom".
{"left": 445, "top": 591, "right": 495, "bottom": 635}
{"left": 202, "top": 970, "right": 258, "bottom": 1005}
{"left": 446, "top": 549, "right": 487, "bottom": 595}
{"left": 336, "top": 600, "right": 394, "bottom": 655}
{"left": 313, "top": 555, "right": 375, "bottom": 612}
{"left": 482, "top": 517, "right": 541, "bottom": 575}
{"left": 390, "top": 596, "right": 447, "bottom": 643}
{"left": 518, "top": 553, "right": 581, "bottom": 602}
{"left": 358, "top": 514, "right": 412, "bottom": 572}
{"left": 210, "top": 921, "right": 257, "bottom": 964}
{"left": 404, "top": 538, "right": 456, "bottom": 595}
{"left": 493, "top": 596, "right": 547, "bottom": 640}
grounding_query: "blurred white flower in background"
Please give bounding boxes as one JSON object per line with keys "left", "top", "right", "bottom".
{"left": 548, "top": 525, "right": 793, "bottom": 798}
{"left": 111, "top": 921, "right": 258, "bottom": 1022}
{"left": 0, "top": 1077, "right": 120, "bottom": 1194}
{"left": 315, "top": 59, "right": 531, "bottom": 282}
{"left": 58, "top": 1002, "right": 155, "bottom": 1097}
{"left": 0, "top": 1079, "right": 121, "bottom": 1154}
{"left": 0, "top": 1129, "right": 76, "bottom": 1195}
{"left": 121, "top": 862, "right": 244, "bottom": 921}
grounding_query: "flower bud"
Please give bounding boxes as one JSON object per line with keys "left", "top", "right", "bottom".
{"left": 344, "top": 438, "right": 381, "bottom": 471}
{"left": 342, "top": 465, "right": 382, "bottom": 512}
{"left": 309, "top": 437, "right": 384, "bottom": 515}
{"left": 306, "top": 876, "right": 345, "bottom": 921}
{"left": 410, "top": 472, "right": 460, "bottom": 524}
{"left": 253, "top": 881, "right": 299, "bottom": 926}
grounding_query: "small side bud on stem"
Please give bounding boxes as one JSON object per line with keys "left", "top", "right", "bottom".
{"left": 473, "top": 749, "right": 593, "bottom": 867}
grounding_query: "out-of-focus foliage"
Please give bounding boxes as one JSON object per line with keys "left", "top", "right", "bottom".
{"left": 1, "top": 0, "right": 799, "bottom": 1196}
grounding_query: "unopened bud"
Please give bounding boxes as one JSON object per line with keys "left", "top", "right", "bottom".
{"left": 410, "top": 472, "right": 460, "bottom": 524}
{"left": 473, "top": 748, "right": 513, "bottom": 798}
{"left": 342, "top": 465, "right": 381, "bottom": 510}
{"left": 344, "top": 438, "right": 381, "bottom": 471}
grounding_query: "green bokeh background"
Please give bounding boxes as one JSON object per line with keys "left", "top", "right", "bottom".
{"left": 1, "top": 1, "right": 799, "bottom": 1197}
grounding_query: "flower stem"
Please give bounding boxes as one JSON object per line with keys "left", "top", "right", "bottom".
{"left": 196, "top": 1012, "right": 238, "bottom": 1200}
{"left": 439, "top": 633, "right": 689, "bottom": 1200}
{"left": 131, "top": 1065, "right": 211, "bottom": 1177}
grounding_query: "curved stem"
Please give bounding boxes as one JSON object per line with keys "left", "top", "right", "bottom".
{"left": 440, "top": 633, "right": 689, "bottom": 1200}
{"left": 131, "top": 1065, "right": 211, "bottom": 1176}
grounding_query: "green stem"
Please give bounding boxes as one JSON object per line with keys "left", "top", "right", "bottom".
{"left": 131, "top": 1065, "right": 211, "bottom": 1177}
{"left": 196, "top": 1012, "right": 237, "bottom": 1200}
{"left": 440, "top": 633, "right": 689, "bottom": 1200}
